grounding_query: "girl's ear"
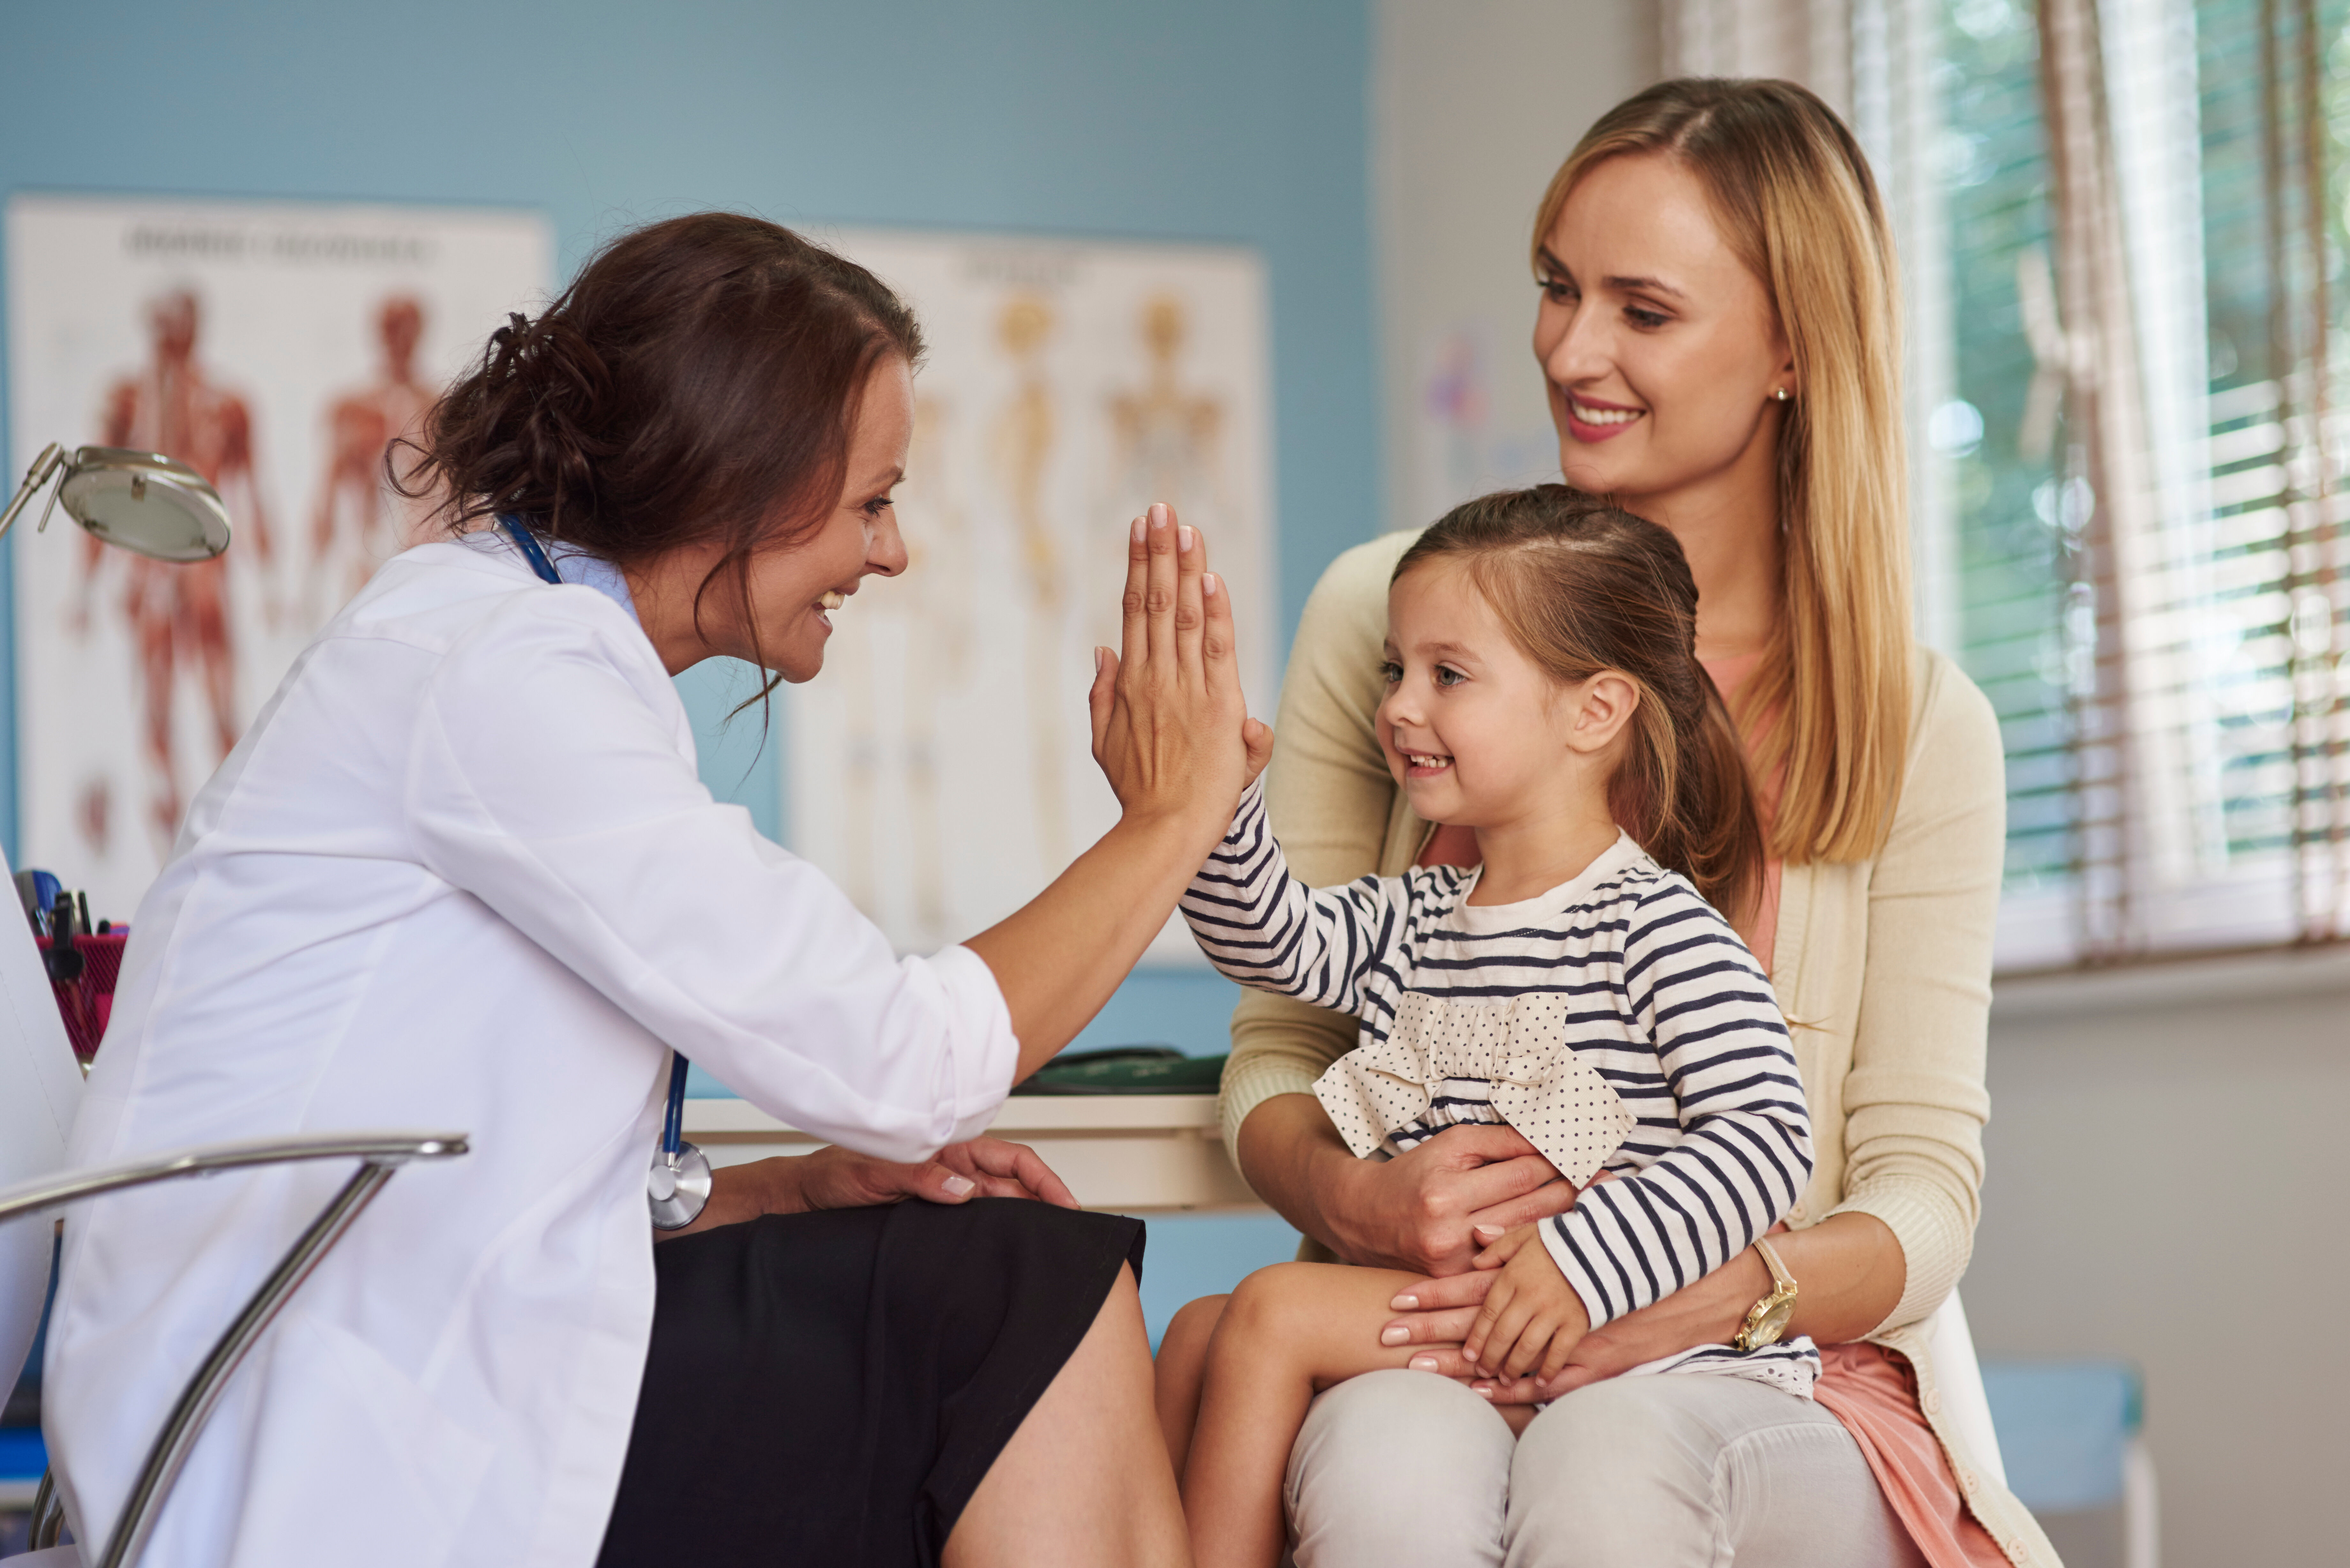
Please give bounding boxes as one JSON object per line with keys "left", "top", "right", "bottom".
{"left": 1566, "top": 671, "right": 1641, "bottom": 754}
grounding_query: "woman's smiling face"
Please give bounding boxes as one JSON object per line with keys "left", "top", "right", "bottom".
{"left": 1532, "top": 154, "right": 1793, "bottom": 510}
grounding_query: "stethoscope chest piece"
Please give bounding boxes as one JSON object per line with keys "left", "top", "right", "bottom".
{"left": 648, "top": 1140, "right": 713, "bottom": 1231}
{"left": 648, "top": 1048, "right": 711, "bottom": 1230}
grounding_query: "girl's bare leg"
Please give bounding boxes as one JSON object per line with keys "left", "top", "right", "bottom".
{"left": 1183, "top": 1262, "right": 1430, "bottom": 1568}
{"left": 1155, "top": 1293, "right": 1230, "bottom": 1477}
{"left": 947, "top": 1263, "right": 1191, "bottom": 1568}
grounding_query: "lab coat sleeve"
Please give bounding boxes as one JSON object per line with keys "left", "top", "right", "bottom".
{"left": 402, "top": 595, "right": 1017, "bottom": 1163}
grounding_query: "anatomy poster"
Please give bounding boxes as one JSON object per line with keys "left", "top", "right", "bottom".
{"left": 792, "top": 231, "right": 1275, "bottom": 964}
{"left": 6, "top": 193, "right": 550, "bottom": 918}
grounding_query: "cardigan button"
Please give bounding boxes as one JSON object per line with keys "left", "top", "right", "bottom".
{"left": 1923, "top": 1387, "right": 1941, "bottom": 1414}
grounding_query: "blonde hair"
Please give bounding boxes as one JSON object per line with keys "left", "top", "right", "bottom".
{"left": 1397, "top": 487, "right": 1766, "bottom": 922}
{"left": 1532, "top": 79, "right": 1913, "bottom": 863}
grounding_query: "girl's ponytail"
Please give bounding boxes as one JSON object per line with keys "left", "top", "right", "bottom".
{"left": 1396, "top": 486, "right": 1767, "bottom": 926}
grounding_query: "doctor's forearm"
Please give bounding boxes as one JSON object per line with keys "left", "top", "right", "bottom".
{"left": 966, "top": 808, "right": 1227, "bottom": 1083}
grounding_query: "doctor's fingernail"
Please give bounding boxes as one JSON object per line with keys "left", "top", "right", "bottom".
{"left": 1380, "top": 1325, "right": 1411, "bottom": 1346}
{"left": 1094, "top": 647, "right": 1106, "bottom": 675}
{"left": 1132, "top": 516, "right": 1148, "bottom": 543}
{"left": 1408, "top": 1354, "right": 1440, "bottom": 1372}
{"left": 1150, "top": 504, "right": 1169, "bottom": 529}
{"left": 1178, "top": 524, "right": 1195, "bottom": 553}
{"left": 1204, "top": 572, "right": 1221, "bottom": 597}
{"left": 942, "top": 1174, "right": 975, "bottom": 1196}
{"left": 1390, "top": 1293, "right": 1418, "bottom": 1310}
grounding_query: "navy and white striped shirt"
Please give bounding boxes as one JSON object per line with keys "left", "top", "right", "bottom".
{"left": 1184, "top": 784, "right": 1815, "bottom": 1349}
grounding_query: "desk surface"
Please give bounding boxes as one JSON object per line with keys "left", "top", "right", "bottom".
{"left": 682, "top": 1094, "right": 1262, "bottom": 1213}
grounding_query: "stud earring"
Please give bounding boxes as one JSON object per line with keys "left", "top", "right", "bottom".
{"left": 1772, "top": 387, "right": 1792, "bottom": 402}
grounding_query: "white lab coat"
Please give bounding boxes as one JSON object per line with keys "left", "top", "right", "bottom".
{"left": 45, "top": 537, "right": 1019, "bottom": 1566}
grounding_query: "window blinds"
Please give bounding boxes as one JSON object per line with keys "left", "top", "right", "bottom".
{"left": 1666, "top": 0, "right": 2350, "bottom": 971}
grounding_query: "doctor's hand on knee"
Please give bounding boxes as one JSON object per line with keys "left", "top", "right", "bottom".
{"left": 691, "top": 1139, "right": 1080, "bottom": 1231}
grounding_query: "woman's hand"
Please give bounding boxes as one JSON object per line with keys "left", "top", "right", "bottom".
{"left": 656, "top": 1138, "right": 1079, "bottom": 1240}
{"left": 1281, "top": 1109, "right": 1580, "bottom": 1277}
{"left": 1089, "top": 503, "right": 1274, "bottom": 825}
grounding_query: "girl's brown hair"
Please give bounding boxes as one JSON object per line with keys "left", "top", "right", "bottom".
{"left": 395, "top": 212, "right": 922, "bottom": 698}
{"left": 1533, "top": 78, "right": 1912, "bottom": 863}
{"left": 1396, "top": 485, "right": 1764, "bottom": 923}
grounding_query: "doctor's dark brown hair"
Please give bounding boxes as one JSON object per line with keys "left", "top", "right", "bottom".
{"left": 1394, "top": 486, "right": 1764, "bottom": 924}
{"left": 394, "top": 212, "right": 922, "bottom": 691}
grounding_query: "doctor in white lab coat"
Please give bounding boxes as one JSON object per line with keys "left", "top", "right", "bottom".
{"left": 44, "top": 213, "right": 1263, "bottom": 1568}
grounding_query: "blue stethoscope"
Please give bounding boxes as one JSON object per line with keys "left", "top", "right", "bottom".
{"left": 504, "top": 517, "right": 712, "bottom": 1230}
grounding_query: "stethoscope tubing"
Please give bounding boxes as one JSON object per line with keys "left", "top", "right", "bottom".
{"left": 502, "top": 516, "right": 704, "bottom": 1223}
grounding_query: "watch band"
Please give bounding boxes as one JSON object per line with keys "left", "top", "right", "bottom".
{"left": 1732, "top": 1237, "right": 1799, "bottom": 1352}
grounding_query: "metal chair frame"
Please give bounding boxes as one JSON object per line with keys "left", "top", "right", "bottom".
{"left": 1, "top": 1130, "right": 468, "bottom": 1568}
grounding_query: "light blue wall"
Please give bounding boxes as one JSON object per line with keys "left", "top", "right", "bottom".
{"left": 0, "top": 0, "right": 1381, "bottom": 1061}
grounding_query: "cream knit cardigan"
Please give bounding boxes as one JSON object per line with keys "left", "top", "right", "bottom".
{"left": 1219, "top": 531, "right": 2055, "bottom": 1567}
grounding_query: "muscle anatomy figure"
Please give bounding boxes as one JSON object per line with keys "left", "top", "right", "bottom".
{"left": 835, "top": 395, "right": 973, "bottom": 945}
{"left": 87, "top": 289, "right": 273, "bottom": 846}
{"left": 309, "top": 295, "right": 435, "bottom": 622}
{"left": 989, "top": 294, "right": 1071, "bottom": 872}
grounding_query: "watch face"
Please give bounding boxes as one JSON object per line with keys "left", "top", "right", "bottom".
{"left": 1755, "top": 1298, "right": 1796, "bottom": 1345}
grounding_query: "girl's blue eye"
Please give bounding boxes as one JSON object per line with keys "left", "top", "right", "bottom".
{"left": 1379, "top": 660, "right": 1402, "bottom": 684}
{"left": 1434, "top": 665, "right": 1466, "bottom": 687}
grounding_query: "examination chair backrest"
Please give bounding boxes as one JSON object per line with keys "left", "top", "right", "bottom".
{"left": 0, "top": 846, "right": 468, "bottom": 1568}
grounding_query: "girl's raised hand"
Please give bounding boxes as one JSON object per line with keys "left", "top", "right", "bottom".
{"left": 1087, "top": 502, "right": 1273, "bottom": 828}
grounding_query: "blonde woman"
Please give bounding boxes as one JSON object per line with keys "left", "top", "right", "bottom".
{"left": 1217, "top": 81, "right": 2056, "bottom": 1566}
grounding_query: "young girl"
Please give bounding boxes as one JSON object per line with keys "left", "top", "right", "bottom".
{"left": 1157, "top": 487, "right": 1817, "bottom": 1568}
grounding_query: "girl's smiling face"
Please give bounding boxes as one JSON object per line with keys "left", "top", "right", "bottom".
{"left": 1377, "top": 560, "right": 1580, "bottom": 828}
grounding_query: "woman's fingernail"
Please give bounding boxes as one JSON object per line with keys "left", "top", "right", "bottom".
{"left": 942, "top": 1174, "right": 975, "bottom": 1196}
{"left": 1132, "top": 516, "right": 1147, "bottom": 543}
{"left": 1204, "top": 572, "right": 1220, "bottom": 597}
{"left": 1473, "top": 1383, "right": 1495, "bottom": 1399}
{"left": 1379, "top": 1325, "right": 1410, "bottom": 1346}
{"left": 1178, "top": 524, "right": 1195, "bottom": 553}
{"left": 1390, "top": 1293, "right": 1418, "bottom": 1310}
{"left": 1408, "top": 1354, "right": 1440, "bottom": 1372}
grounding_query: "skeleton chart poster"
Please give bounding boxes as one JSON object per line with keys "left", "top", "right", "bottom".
{"left": 792, "top": 231, "right": 1276, "bottom": 965}
{"left": 7, "top": 193, "right": 552, "bottom": 919}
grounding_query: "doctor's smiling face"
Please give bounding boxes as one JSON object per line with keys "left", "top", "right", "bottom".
{"left": 741, "top": 354, "right": 915, "bottom": 682}
{"left": 632, "top": 354, "right": 915, "bottom": 681}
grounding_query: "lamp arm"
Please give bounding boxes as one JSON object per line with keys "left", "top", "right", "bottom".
{"left": 0, "top": 443, "right": 66, "bottom": 544}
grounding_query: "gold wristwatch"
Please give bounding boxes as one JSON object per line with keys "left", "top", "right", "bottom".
{"left": 1731, "top": 1237, "right": 1798, "bottom": 1352}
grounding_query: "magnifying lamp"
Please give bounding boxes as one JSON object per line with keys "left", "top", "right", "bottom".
{"left": 0, "top": 443, "right": 232, "bottom": 562}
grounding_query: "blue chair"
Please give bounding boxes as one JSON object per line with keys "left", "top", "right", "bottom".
{"left": 1981, "top": 1359, "right": 2155, "bottom": 1568}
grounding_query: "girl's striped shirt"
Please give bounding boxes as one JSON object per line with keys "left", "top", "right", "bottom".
{"left": 1184, "top": 783, "right": 1817, "bottom": 1391}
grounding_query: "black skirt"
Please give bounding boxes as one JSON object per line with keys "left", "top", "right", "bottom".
{"left": 596, "top": 1198, "right": 1146, "bottom": 1568}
